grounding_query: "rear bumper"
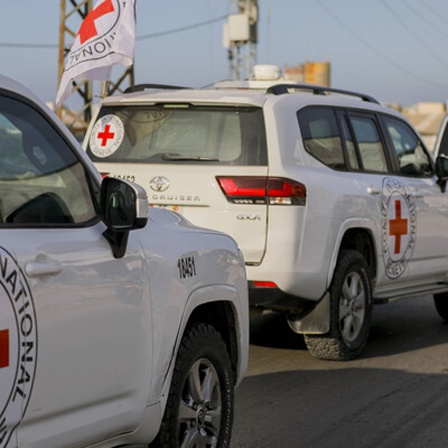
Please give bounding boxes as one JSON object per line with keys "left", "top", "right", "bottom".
{"left": 248, "top": 282, "right": 317, "bottom": 317}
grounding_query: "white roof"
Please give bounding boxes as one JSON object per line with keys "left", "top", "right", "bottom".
{"left": 100, "top": 80, "right": 404, "bottom": 120}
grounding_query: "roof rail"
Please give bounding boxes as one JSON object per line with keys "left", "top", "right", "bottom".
{"left": 124, "top": 83, "right": 190, "bottom": 94}
{"left": 266, "top": 84, "right": 380, "bottom": 104}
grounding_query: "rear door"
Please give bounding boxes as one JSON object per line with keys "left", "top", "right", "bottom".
{"left": 341, "top": 108, "right": 448, "bottom": 293}
{"left": 380, "top": 114, "right": 448, "bottom": 283}
{"left": 86, "top": 104, "right": 270, "bottom": 264}
{"left": 336, "top": 108, "right": 448, "bottom": 294}
{"left": 338, "top": 110, "right": 397, "bottom": 288}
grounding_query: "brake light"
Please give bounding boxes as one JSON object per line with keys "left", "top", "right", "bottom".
{"left": 100, "top": 172, "right": 110, "bottom": 179}
{"left": 252, "top": 281, "right": 278, "bottom": 288}
{"left": 216, "top": 176, "right": 306, "bottom": 205}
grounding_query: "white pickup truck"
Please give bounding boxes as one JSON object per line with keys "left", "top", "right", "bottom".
{"left": 0, "top": 75, "right": 249, "bottom": 448}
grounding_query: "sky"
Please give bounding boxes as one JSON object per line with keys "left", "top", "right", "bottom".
{"left": 1, "top": 0, "right": 448, "bottom": 108}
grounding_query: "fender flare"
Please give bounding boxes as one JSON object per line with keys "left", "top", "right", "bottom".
{"left": 159, "top": 283, "right": 248, "bottom": 407}
{"left": 327, "top": 217, "right": 377, "bottom": 288}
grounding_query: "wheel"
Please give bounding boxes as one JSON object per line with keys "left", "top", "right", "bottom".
{"left": 304, "top": 249, "right": 373, "bottom": 361}
{"left": 434, "top": 293, "right": 448, "bottom": 321}
{"left": 152, "top": 322, "right": 234, "bottom": 448}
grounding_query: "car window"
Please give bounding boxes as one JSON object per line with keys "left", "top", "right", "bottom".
{"left": 349, "top": 115, "right": 389, "bottom": 173}
{"left": 298, "top": 107, "right": 346, "bottom": 170}
{"left": 382, "top": 116, "right": 433, "bottom": 177}
{"left": 0, "top": 94, "right": 97, "bottom": 225}
{"left": 86, "top": 105, "right": 268, "bottom": 166}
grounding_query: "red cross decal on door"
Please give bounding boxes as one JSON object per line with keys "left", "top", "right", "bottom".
{"left": 0, "top": 329, "right": 9, "bottom": 369}
{"left": 78, "top": 0, "right": 115, "bottom": 44}
{"left": 97, "top": 124, "right": 115, "bottom": 147}
{"left": 389, "top": 199, "right": 408, "bottom": 254}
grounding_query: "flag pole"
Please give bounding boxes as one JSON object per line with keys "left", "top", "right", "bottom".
{"left": 100, "top": 80, "right": 110, "bottom": 100}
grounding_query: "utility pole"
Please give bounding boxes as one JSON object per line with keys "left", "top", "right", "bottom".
{"left": 57, "top": 0, "right": 134, "bottom": 131}
{"left": 223, "top": 0, "right": 258, "bottom": 80}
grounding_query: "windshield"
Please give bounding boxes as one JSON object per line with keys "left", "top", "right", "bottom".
{"left": 86, "top": 105, "right": 267, "bottom": 166}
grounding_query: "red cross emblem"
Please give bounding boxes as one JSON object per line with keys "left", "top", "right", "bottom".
{"left": 389, "top": 199, "right": 408, "bottom": 254}
{"left": 97, "top": 124, "right": 116, "bottom": 147}
{"left": 0, "top": 329, "right": 9, "bottom": 369}
{"left": 78, "top": 0, "right": 115, "bottom": 45}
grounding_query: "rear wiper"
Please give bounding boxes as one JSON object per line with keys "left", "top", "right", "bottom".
{"left": 162, "top": 153, "right": 220, "bottom": 162}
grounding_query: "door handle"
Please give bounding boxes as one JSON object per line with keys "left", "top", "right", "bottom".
{"left": 25, "top": 260, "right": 63, "bottom": 277}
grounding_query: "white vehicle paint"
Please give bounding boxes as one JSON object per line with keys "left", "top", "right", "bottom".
{"left": 0, "top": 75, "right": 248, "bottom": 448}
{"left": 84, "top": 66, "right": 448, "bottom": 361}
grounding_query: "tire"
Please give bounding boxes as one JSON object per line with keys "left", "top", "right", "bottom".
{"left": 304, "top": 249, "right": 373, "bottom": 361}
{"left": 152, "top": 322, "right": 234, "bottom": 448}
{"left": 434, "top": 293, "right": 448, "bottom": 321}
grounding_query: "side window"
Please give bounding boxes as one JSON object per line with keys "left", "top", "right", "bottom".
{"left": 298, "top": 107, "right": 346, "bottom": 169}
{"left": 349, "top": 115, "right": 389, "bottom": 173}
{"left": 0, "top": 95, "right": 97, "bottom": 225}
{"left": 383, "top": 116, "right": 433, "bottom": 177}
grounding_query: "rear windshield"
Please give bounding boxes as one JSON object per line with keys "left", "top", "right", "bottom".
{"left": 86, "top": 105, "right": 267, "bottom": 166}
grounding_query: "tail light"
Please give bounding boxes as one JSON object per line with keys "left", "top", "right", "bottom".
{"left": 100, "top": 172, "right": 110, "bottom": 179}
{"left": 251, "top": 281, "right": 278, "bottom": 288}
{"left": 216, "top": 176, "right": 306, "bottom": 205}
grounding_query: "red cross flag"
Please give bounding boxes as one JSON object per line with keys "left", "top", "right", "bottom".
{"left": 56, "top": 0, "right": 136, "bottom": 107}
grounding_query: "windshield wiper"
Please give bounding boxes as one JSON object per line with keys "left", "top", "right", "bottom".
{"left": 162, "top": 153, "right": 220, "bottom": 162}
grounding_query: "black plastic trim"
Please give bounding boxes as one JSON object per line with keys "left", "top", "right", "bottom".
{"left": 266, "top": 83, "right": 380, "bottom": 104}
{"left": 124, "top": 83, "right": 190, "bottom": 94}
{"left": 249, "top": 283, "right": 317, "bottom": 318}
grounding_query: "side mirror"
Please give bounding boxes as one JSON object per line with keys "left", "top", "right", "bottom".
{"left": 436, "top": 155, "right": 448, "bottom": 193}
{"left": 101, "top": 177, "right": 148, "bottom": 257}
{"left": 436, "top": 155, "right": 448, "bottom": 180}
{"left": 434, "top": 114, "right": 448, "bottom": 159}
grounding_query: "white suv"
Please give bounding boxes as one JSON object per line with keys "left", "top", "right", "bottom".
{"left": 85, "top": 65, "right": 448, "bottom": 361}
{"left": 0, "top": 75, "right": 248, "bottom": 448}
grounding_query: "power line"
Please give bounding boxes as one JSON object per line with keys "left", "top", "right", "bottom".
{"left": 422, "top": 0, "right": 448, "bottom": 25}
{"left": 315, "top": 0, "right": 448, "bottom": 91}
{"left": 0, "top": 42, "right": 58, "bottom": 49}
{"left": 399, "top": 0, "right": 448, "bottom": 40}
{"left": 0, "top": 14, "right": 227, "bottom": 49}
{"left": 379, "top": 0, "right": 448, "bottom": 71}
{"left": 137, "top": 15, "right": 227, "bottom": 40}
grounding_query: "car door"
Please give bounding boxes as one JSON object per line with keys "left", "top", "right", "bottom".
{"left": 0, "top": 245, "right": 26, "bottom": 448}
{"left": 380, "top": 114, "right": 448, "bottom": 283}
{"left": 339, "top": 110, "right": 426, "bottom": 292}
{"left": 0, "top": 93, "right": 151, "bottom": 448}
{"left": 342, "top": 109, "right": 448, "bottom": 294}
{"left": 339, "top": 110, "right": 398, "bottom": 290}
{"left": 85, "top": 103, "right": 270, "bottom": 265}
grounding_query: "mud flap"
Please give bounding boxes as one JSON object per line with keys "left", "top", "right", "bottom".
{"left": 287, "top": 292, "right": 330, "bottom": 334}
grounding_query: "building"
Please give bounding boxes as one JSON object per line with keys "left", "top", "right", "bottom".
{"left": 284, "top": 61, "right": 331, "bottom": 87}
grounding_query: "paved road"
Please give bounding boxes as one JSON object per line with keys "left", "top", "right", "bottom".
{"left": 232, "top": 295, "right": 448, "bottom": 448}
